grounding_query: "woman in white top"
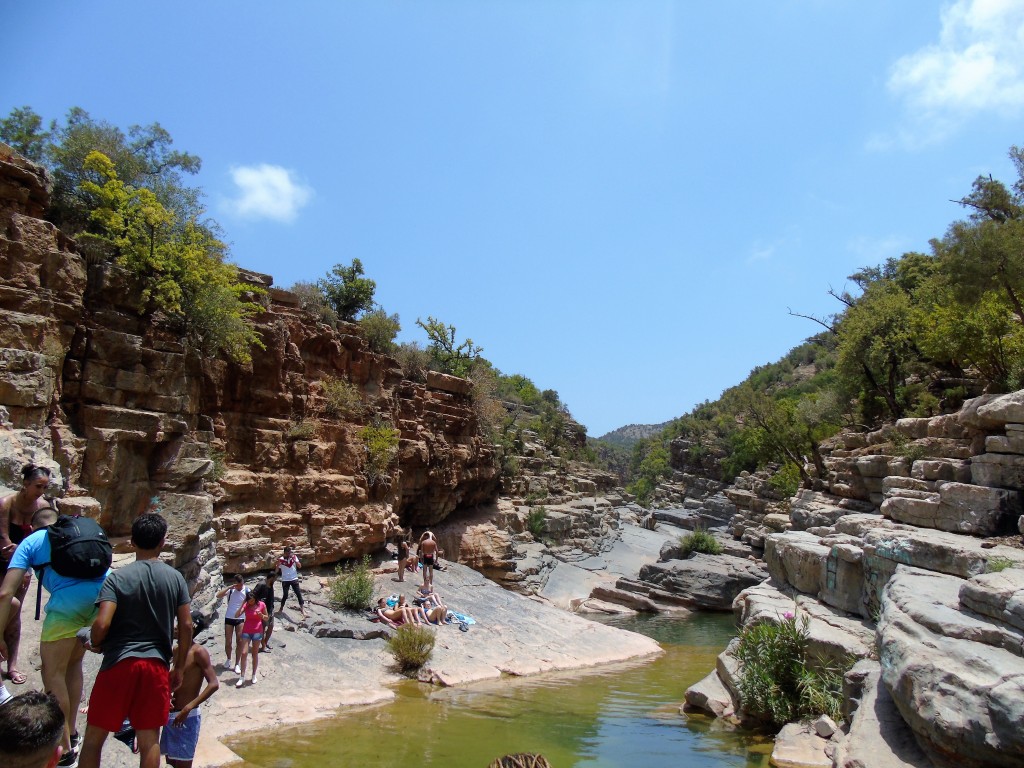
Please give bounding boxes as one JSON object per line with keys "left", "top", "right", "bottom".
{"left": 215, "top": 574, "right": 249, "bottom": 673}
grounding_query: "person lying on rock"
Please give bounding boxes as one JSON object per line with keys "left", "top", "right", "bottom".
{"left": 375, "top": 599, "right": 415, "bottom": 628}
{"left": 411, "top": 591, "right": 449, "bottom": 625}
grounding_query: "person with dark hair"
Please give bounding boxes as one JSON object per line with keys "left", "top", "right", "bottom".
{"left": 0, "top": 463, "right": 54, "bottom": 687}
{"left": 159, "top": 611, "right": 218, "bottom": 768}
{"left": 0, "top": 689, "right": 65, "bottom": 768}
{"left": 0, "top": 500, "right": 106, "bottom": 767}
{"left": 215, "top": 574, "right": 248, "bottom": 673}
{"left": 77, "top": 513, "right": 192, "bottom": 768}
{"left": 276, "top": 546, "right": 307, "bottom": 617}
{"left": 250, "top": 572, "right": 276, "bottom": 652}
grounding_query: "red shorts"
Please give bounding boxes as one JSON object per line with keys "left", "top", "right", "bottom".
{"left": 87, "top": 657, "right": 170, "bottom": 732}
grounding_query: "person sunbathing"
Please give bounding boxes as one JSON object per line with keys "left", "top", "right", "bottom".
{"left": 375, "top": 599, "right": 414, "bottom": 628}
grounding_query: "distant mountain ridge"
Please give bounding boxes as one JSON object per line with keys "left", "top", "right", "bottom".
{"left": 594, "top": 421, "right": 670, "bottom": 448}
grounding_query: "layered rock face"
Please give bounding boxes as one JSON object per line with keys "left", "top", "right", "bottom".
{"left": 684, "top": 391, "right": 1024, "bottom": 768}
{"left": 0, "top": 146, "right": 500, "bottom": 609}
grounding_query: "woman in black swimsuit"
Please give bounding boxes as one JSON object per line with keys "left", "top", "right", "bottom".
{"left": 0, "top": 463, "right": 54, "bottom": 685}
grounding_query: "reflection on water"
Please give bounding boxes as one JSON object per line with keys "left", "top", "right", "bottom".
{"left": 228, "top": 612, "right": 772, "bottom": 768}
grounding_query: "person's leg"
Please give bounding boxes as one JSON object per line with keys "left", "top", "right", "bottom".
{"left": 65, "top": 638, "right": 87, "bottom": 746}
{"left": 2, "top": 594, "right": 22, "bottom": 682}
{"left": 237, "top": 636, "right": 250, "bottom": 679}
{"left": 232, "top": 623, "right": 243, "bottom": 669}
{"left": 77, "top": 723, "right": 110, "bottom": 768}
{"left": 40, "top": 637, "right": 80, "bottom": 754}
{"left": 135, "top": 727, "right": 161, "bottom": 768}
{"left": 293, "top": 581, "right": 306, "bottom": 615}
{"left": 250, "top": 643, "right": 259, "bottom": 681}
{"left": 279, "top": 580, "right": 288, "bottom": 611}
{"left": 223, "top": 621, "right": 233, "bottom": 664}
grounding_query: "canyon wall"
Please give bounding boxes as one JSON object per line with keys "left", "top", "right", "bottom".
{"left": 0, "top": 145, "right": 500, "bottom": 611}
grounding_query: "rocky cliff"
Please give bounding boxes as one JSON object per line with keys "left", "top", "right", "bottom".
{"left": 680, "top": 391, "right": 1024, "bottom": 768}
{"left": 0, "top": 145, "right": 500, "bottom": 612}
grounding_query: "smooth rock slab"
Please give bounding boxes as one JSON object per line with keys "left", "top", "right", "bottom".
{"left": 832, "top": 659, "right": 932, "bottom": 768}
{"left": 879, "top": 567, "right": 1024, "bottom": 768}
{"left": 958, "top": 568, "right": 1024, "bottom": 635}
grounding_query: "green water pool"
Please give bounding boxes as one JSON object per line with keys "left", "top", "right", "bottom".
{"left": 227, "top": 612, "right": 772, "bottom": 768}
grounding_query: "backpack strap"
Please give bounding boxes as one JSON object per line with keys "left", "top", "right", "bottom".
{"left": 34, "top": 564, "right": 47, "bottom": 621}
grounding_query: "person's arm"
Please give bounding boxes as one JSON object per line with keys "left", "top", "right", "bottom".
{"left": 90, "top": 600, "right": 117, "bottom": 648}
{"left": 235, "top": 602, "right": 246, "bottom": 619}
{"left": 0, "top": 496, "right": 13, "bottom": 556}
{"left": 172, "top": 647, "right": 220, "bottom": 726}
{"left": 171, "top": 603, "right": 193, "bottom": 692}
{"left": 258, "top": 602, "right": 268, "bottom": 621}
{"left": 0, "top": 566, "right": 27, "bottom": 658}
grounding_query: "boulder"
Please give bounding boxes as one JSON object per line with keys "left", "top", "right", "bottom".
{"left": 635, "top": 553, "right": 768, "bottom": 610}
{"left": 878, "top": 567, "right": 1024, "bottom": 768}
{"left": 958, "top": 568, "right": 1024, "bottom": 635}
{"left": 682, "top": 669, "right": 736, "bottom": 718}
{"left": 769, "top": 722, "right": 831, "bottom": 768}
{"left": 764, "top": 532, "right": 828, "bottom": 597}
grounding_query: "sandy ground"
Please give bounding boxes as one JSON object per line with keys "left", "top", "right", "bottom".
{"left": 8, "top": 528, "right": 665, "bottom": 768}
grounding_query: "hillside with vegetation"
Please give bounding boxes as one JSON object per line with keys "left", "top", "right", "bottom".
{"left": 613, "top": 144, "right": 1024, "bottom": 505}
{"left": 0, "top": 105, "right": 593, "bottom": 486}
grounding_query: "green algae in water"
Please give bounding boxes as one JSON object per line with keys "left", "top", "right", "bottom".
{"left": 228, "top": 612, "right": 772, "bottom": 768}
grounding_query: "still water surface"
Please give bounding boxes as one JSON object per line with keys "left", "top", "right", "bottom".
{"left": 228, "top": 612, "right": 772, "bottom": 768}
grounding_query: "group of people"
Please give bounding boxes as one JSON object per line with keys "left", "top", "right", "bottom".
{"left": 374, "top": 588, "right": 450, "bottom": 628}
{"left": 214, "top": 545, "right": 307, "bottom": 688}
{"left": 0, "top": 464, "right": 217, "bottom": 768}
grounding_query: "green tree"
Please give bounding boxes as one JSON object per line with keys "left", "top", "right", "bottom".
{"left": 318, "top": 258, "right": 376, "bottom": 321}
{"left": 0, "top": 106, "right": 50, "bottom": 161}
{"left": 46, "top": 107, "right": 202, "bottom": 231}
{"left": 416, "top": 316, "right": 482, "bottom": 377}
{"left": 78, "top": 151, "right": 264, "bottom": 362}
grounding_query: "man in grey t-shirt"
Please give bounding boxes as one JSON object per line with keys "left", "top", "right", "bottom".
{"left": 78, "top": 514, "right": 192, "bottom": 768}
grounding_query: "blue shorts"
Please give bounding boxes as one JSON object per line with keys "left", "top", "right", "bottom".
{"left": 242, "top": 632, "right": 263, "bottom": 642}
{"left": 160, "top": 708, "right": 201, "bottom": 761}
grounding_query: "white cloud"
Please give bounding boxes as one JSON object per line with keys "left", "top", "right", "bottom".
{"left": 880, "top": 0, "right": 1024, "bottom": 147}
{"left": 224, "top": 164, "right": 313, "bottom": 223}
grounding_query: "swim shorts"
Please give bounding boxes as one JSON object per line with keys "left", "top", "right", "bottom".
{"left": 241, "top": 632, "right": 263, "bottom": 642}
{"left": 88, "top": 657, "right": 170, "bottom": 732}
{"left": 159, "top": 708, "right": 201, "bottom": 761}
{"left": 42, "top": 602, "right": 98, "bottom": 643}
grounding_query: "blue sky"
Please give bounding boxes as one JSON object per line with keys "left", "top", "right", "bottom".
{"left": 5, "top": 1, "right": 1024, "bottom": 436}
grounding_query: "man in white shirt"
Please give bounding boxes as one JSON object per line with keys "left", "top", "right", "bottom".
{"left": 275, "top": 547, "right": 306, "bottom": 618}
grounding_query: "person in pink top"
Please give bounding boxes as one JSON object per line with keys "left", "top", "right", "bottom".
{"left": 233, "top": 593, "right": 267, "bottom": 688}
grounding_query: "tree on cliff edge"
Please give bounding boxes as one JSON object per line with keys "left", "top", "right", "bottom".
{"left": 318, "top": 259, "right": 377, "bottom": 321}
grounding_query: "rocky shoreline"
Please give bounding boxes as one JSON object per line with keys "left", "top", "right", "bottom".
{"left": 11, "top": 552, "right": 663, "bottom": 768}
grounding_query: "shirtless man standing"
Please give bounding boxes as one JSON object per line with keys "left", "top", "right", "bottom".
{"left": 418, "top": 532, "right": 438, "bottom": 592}
{"left": 159, "top": 615, "right": 219, "bottom": 768}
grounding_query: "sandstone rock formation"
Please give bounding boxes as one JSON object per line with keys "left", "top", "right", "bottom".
{"left": 683, "top": 390, "right": 1024, "bottom": 768}
{"left": 0, "top": 146, "right": 500, "bottom": 613}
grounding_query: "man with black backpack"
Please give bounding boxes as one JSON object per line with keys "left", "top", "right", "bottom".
{"left": 0, "top": 507, "right": 112, "bottom": 768}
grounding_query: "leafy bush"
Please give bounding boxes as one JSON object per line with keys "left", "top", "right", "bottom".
{"left": 527, "top": 506, "right": 547, "bottom": 539}
{"left": 678, "top": 527, "right": 722, "bottom": 557}
{"left": 209, "top": 448, "right": 227, "bottom": 481}
{"left": 986, "top": 556, "right": 1016, "bottom": 573}
{"left": 359, "top": 418, "right": 400, "bottom": 485}
{"left": 329, "top": 556, "right": 374, "bottom": 609}
{"left": 387, "top": 624, "right": 436, "bottom": 671}
{"left": 287, "top": 420, "right": 319, "bottom": 440}
{"left": 288, "top": 280, "right": 338, "bottom": 326}
{"left": 358, "top": 308, "right": 401, "bottom": 353}
{"left": 768, "top": 462, "right": 802, "bottom": 498}
{"left": 735, "top": 613, "right": 846, "bottom": 727}
{"left": 393, "top": 342, "right": 431, "bottom": 382}
{"left": 321, "top": 376, "right": 365, "bottom": 419}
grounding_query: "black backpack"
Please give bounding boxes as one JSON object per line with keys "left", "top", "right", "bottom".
{"left": 34, "top": 513, "right": 112, "bottom": 620}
